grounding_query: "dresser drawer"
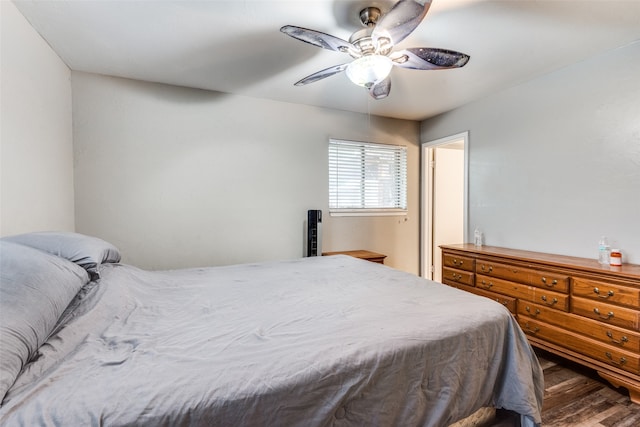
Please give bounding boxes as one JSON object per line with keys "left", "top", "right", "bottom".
{"left": 442, "top": 267, "right": 474, "bottom": 287}
{"left": 572, "top": 296, "right": 640, "bottom": 331}
{"left": 533, "top": 272, "right": 570, "bottom": 293}
{"left": 518, "top": 302, "right": 640, "bottom": 352}
{"left": 572, "top": 277, "right": 640, "bottom": 309}
{"left": 442, "top": 254, "right": 475, "bottom": 272}
{"left": 466, "top": 286, "right": 517, "bottom": 314}
{"left": 476, "top": 260, "right": 569, "bottom": 292}
{"left": 518, "top": 317, "right": 640, "bottom": 375}
{"left": 476, "top": 274, "right": 569, "bottom": 311}
{"left": 477, "top": 261, "right": 531, "bottom": 283}
{"left": 519, "top": 301, "right": 570, "bottom": 325}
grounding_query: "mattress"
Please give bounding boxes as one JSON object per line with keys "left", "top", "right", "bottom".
{"left": 0, "top": 236, "right": 543, "bottom": 427}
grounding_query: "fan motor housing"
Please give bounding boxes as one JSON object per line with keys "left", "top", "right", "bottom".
{"left": 349, "top": 7, "right": 392, "bottom": 57}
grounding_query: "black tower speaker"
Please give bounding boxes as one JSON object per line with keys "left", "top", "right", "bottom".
{"left": 306, "top": 209, "right": 322, "bottom": 257}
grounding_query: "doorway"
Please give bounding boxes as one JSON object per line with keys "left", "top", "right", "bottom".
{"left": 421, "top": 132, "right": 468, "bottom": 281}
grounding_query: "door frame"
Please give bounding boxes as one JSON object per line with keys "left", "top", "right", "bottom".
{"left": 420, "top": 131, "right": 470, "bottom": 279}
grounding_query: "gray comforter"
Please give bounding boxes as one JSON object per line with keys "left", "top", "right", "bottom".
{"left": 0, "top": 255, "right": 543, "bottom": 426}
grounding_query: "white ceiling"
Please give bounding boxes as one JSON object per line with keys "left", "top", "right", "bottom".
{"left": 13, "top": 0, "right": 640, "bottom": 121}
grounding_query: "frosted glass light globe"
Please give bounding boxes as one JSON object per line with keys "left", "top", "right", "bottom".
{"left": 346, "top": 55, "right": 393, "bottom": 88}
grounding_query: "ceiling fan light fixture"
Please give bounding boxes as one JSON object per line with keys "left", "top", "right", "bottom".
{"left": 345, "top": 55, "right": 393, "bottom": 88}
{"left": 282, "top": 0, "right": 469, "bottom": 99}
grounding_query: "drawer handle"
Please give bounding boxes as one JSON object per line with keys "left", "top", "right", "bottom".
{"left": 480, "top": 280, "right": 493, "bottom": 289}
{"left": 541, "top": 277, "right": 558, "bottom": 286}
{"left": 481, "top": 265, "right": 493, "bottom": 272}
{"left": 605, "top": 352, "right": 627, "bottom": 366}
{"left": 452, "top": 272, "right": 463, "bottom": 281}
{"left": 525, "top": 306, "right": 541, "bottom": 316}
{"left": 593, "top": 287, "right": 614, "bottom": 299}
{"left": 540, "top": 295, "right": 558, "bottom": 306}
{"left": 452, "top": 259, "right": 464, "bottom": 266}
{"left": 606, "top": 331, "right": 629, "bottom": 345}
{"left": 593, "top": 308, "right": 614, "bottom": 320}
{"left": 523, "top": 323, "right": 540, "bottom": 334}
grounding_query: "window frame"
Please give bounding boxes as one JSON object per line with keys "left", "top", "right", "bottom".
{"left": 328, "top": 138, "right": 408, "bottom": 217}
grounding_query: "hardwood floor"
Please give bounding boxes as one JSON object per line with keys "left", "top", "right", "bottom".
{"left": 489, "top": 349, "right": 640, "bottom": 427}
{"left": 536, "top": 350, "right": 640, "bottom": 427}
{"left": 536, "top": 349, "right": 640, "bottom": 426}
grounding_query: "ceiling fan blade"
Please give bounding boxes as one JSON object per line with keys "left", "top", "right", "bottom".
{"left": 368, "top": 76, "right": 391, "bottom": 99}
{"left": 372, "top": 0, "right": 431, "bottom": 46}
{"left": 390, "top": 48, "right": 470, "bottom": 70}
{"left": 281, "top": 25, "right": 354, "bottom": 53}
{"left": 294, "top": 63, "right": 350, "bottom": 86}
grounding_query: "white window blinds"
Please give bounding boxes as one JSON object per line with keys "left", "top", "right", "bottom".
{"left": 329, "top": 139, "right": 407, "bottom": 214}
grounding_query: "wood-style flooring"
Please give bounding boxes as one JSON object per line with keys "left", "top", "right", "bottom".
{"left": 494, "top": 349, "right": 640, "bottom": 426}
{"left": 536, "top": 349, "right": 640, "bottom": 426}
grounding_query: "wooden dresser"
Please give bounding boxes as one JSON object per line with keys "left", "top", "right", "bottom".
{"left": 440, "top": 243, "right": 640, "bottom": 404}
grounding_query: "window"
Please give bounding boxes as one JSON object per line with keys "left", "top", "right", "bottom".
{"left": 329, "top": 139, "right": 407, "bottom": 216}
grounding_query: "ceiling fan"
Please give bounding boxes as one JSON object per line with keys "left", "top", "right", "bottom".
{"left": 281, "top": 0, "right": 470, "bottom": 100}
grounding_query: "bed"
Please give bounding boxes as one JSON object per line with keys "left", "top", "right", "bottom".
{"left": 0, "top": 232, "right": 543, "bottom": 427}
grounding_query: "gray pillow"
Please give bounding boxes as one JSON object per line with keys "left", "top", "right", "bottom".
{"left": 0, "top": 241, "right": 90, "bottom": 401}
{"left": 2, "top": 231, "right": 121, "bottom": 279}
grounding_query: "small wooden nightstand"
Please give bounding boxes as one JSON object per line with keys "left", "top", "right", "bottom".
{"left": 322, "top": 250, "right": 387, "bottom": 264}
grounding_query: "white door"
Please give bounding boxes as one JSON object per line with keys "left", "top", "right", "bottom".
{"left": 421, "top": 132, "right": 468, "bottom": 281}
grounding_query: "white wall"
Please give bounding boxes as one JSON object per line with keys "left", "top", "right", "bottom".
{"left": 72, "top": 72, "right": 420, "bottom": 273}
{"left": 421, "top": 41, "right": 640, "bottom": 264}
{"left": 0, "top": 1, "right": 74, "bottom": 235}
